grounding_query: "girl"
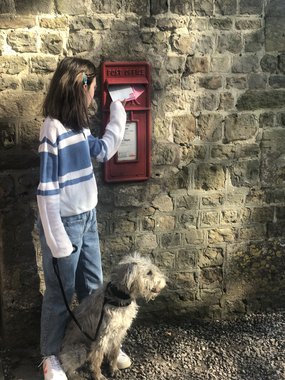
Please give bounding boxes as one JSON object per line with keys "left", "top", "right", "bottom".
{"left": 37, "top": 57, "right": 130, "bottom": 380}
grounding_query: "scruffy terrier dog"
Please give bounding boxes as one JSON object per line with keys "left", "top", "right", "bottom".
{"left": 60, "top": 253, "right": 166, "bottom": 380}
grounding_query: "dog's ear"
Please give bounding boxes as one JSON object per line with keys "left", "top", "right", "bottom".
{"left": 111, "top": 262, "right": 137, "bottom": 291}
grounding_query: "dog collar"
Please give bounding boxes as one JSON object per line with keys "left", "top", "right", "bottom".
{"left": 105, "top": 282, "right": 132, "bottom": 307}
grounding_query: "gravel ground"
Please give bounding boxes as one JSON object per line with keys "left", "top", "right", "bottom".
{"left": 2, "top": 311, "right": 285, "bottom": 380}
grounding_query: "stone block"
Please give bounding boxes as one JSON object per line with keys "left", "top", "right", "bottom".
{"left": 178, "top": 211, "right": 198, "bottom": 229}
{"left": 232, "top": 54, "right": 259, "bottom": 73}
{"left": 194, "top": 0, "right": 213, "bottom": 16}
{"left": 184, "top": 229, "right": 204, "bottom": 245}
{"left": 166, "top": 55, "right": 187, "bottom": 73}
{"left": 103, "top": 236, "right": 134, "bottom": 254}
{"left": 235, "top": 18, "right": 262, "bottom": 30}
{"left": 0, "top": 174, "right": 15, "bottom": 203}
{"left": 240, "top": 0, "right": 263, "bottom": 14}
{"left": 188, "top": 17, "right": 209, "bottom": 30}
{"left": 260, "top": 54, "right": 278, "bottom": 73}
{"left": 0, "top": 74, "right": 20, "bottom": 91}
{"left": 135, "top": 233, "right": 158, "bottom": 252}
{"left": 200, "top": 267, "right": 223, "bottom": 288}
{"left": 237, "top": 90, "right": 285, "bottom": 110}
{"left": 0, "top": 56, "right": 27, "bottom": 75}
{"left": 229, "top": 159, "right": 260, "bottom": 187}
{"left": 269, "top": 75, "right": 285, "bottom": 88}
{"left": 251, "top": 207, "right": 274, "bottom": 223}
{"left": 219, "top": 92, "right": 235, "bottom": 111}
{"left": 19, "top": 118, "right": 43, "bottom": 150}
{"left": 68, "top": 31, "right": 95, "bottom": 53}
{"left": 217, "top": 32, "right": 242, "bottom": 53}
{"left": 215, "top": 0, "right": 237, "bottom": 15}
{"left": 57, "top": 0, "right": 92, "bottom": 15}
{"left": 194, "top": 163, "right": 226, "bottom": 190}
{"left": 152, "top": 142, "right": 180, "bottom": 166}
{"left": 156, "top": 15, "right": 189, "bottom": 32}
{"left": 197, "top": 113, "right": 223, "bottom": 142}
{"left": 201, "top": 193, "right": 224, "bottom": 207}
{"left": 175, "top": 249, "right": 197, "bottom": 270}
{"left": 152, "top": 194, "right": 173, "bottom": 211}
{"left": 210, "top": 17, "right": 232, "bottom": 30}
{"left": 199, "top": 75, "right": 222, "bottom": 90}
{"left": 69, "top": 16, "right": 112, "bottom": 31}
{"left": 172, "top": 34, "right": 195, "bottom": 54}
{"left": 279, "top": 54, "right": 285, "bottom": 74}
{"left": 22, "top": 75, "right": 45, "bottom": 91}
{"left": 200, "top": 211, "right": 219, "bottom": 227}
{"left": 195, "top": 34, "right": 214, "bottom": 54}
{"left": 155, "top": 215, "right": 175, "bottom": 231}
{"left": 170, "top": 0, "right": 192, "bottom": 14}
{"left": 208, "top": 228, "right": 236, "bottom": 243}
{"left": 226, "top": 75, "right": 247, "bottom": 89}
{"left": 211, "top": 55, "right": 231, "bottom": 72}
{"left": 259, "top": 112, "right": 275, "bottom": 128}
{"left": 172, "top": 114, "right": 196, "bottom": 144}
{"left": 17, "top": 169, "right": 39, "bottom": 197}
{"left": 196, "top": 93, "right": 220, "bottom": 111}
{"left": 161, "top": 232, "right": 181, "bottom": 248}
{"left": 0, "top": 119, "right": 17, "bottom": 148}
{"left": 14, "top": 0, "right": 53, "bottom": 14}
{"left": 0, "top": 0, "right": 16, "bottom": 13}
{"left": 0, "top": 15, "right": 36, "bottom": 29}
{"left": 41, "top": 33, "right": 63, "bottom": 55}
{"left": 265, "top": 17, "right": 285, "bottom": 52}
{"left": 170, "top": 272, "right": 197, "bottom": 289}
{"left": 199, "top": 247, "right": 224, "bottom": 267}
{"left": 142, "top": 216, "right": 155, "bottom": 231}
{"left": 248, "top": 73, "right": 267, "bottom": 89}
{"left": 0, "top": 91, "right": 44, "bottom": 118}
{"left": 150, "top": 0, "right": 168, "bottom": 15}
{"left": 210, "top": 144, "right": 236, "bottom": 160}
{"left": 7, "top": 31, "right": 37, "bottom": 53}
{"left": 39, "top": 16, "right": 68, "bottom": 29}
{"left": 261, "top": 129, "right": 285, "bottom": 185}
{"left": 185, "top": 56, "right": 210, "bottom": 74}
{"left": 221, "top": 209, "right": 240, "bottom": 224}
{"left": 31, "top": 56, "right": 58, "bottom": 73}
{"left": 239, "top": 225, "right": 266, "bottom": 241}
{"left": 113, "top": 220, "right": 136, "bottom": 234}
{"left": 172, "top": 190, "right": 199, "bottom": 209}
{"left": 244, "top": 30, "right": 264, "bottom": 52}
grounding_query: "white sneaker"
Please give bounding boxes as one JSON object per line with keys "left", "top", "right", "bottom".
{"left": 117, "top": 349, "right": 131, "bottom": 370}
{"left": 43, "top": 355, "right": 68, "bottom": 380}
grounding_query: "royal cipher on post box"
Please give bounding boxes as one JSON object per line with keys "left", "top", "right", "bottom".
{"left": 102, "top": 61, "right": 151, "bottom": 183}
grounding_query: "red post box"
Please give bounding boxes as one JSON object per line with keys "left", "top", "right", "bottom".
{"left": 101, "top": 61, "right": 151, "bottom": 183}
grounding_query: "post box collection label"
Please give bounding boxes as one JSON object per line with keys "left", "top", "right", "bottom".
{"left": 102, "top": 61, "right": 151, "bottom": 183}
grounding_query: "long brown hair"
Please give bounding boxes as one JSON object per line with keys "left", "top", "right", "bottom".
{"left": 43, "top": 57, "right": 96, "bottom": 131}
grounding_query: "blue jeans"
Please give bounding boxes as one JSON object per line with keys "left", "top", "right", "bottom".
{"left": 39, "top": 208, "right": 103, "bottom": 356}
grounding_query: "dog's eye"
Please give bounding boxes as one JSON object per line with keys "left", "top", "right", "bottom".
{"left": 147, "top": 270, "right": 153, "bottom": 276}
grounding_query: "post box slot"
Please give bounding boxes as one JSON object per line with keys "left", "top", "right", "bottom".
{"left": 105, "top": 78, "right": 149, "bottom": 85}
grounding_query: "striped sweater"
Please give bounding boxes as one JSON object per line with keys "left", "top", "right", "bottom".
{"left": 37, "top": 101, "right": 126, "bottom": 258}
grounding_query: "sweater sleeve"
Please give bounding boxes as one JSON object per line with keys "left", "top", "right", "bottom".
{"left": 37, "top": 119, "right": 73, "bottom": 258}
{"left": 99, "top": 100, "right": 126, "bottom": 162}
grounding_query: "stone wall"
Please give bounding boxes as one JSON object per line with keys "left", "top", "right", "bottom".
{"left": 0, "top": 0, "right": 285, "bottom": 348}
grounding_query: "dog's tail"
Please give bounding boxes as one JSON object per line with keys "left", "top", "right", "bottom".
{"left": 60, "top": 344, "right": 88, "bottom": 374}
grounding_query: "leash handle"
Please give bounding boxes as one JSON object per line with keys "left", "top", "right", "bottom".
{"left": 52, "top": 257, "right": 95, "bottom": 342}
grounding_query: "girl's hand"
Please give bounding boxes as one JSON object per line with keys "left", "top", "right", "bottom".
{"left": 121, "top": 99, "right": 127, "bottom": 108}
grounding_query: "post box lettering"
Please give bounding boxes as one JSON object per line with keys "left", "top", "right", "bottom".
{"left": 102, "top": 61, "right": 151, "bottom": 183}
